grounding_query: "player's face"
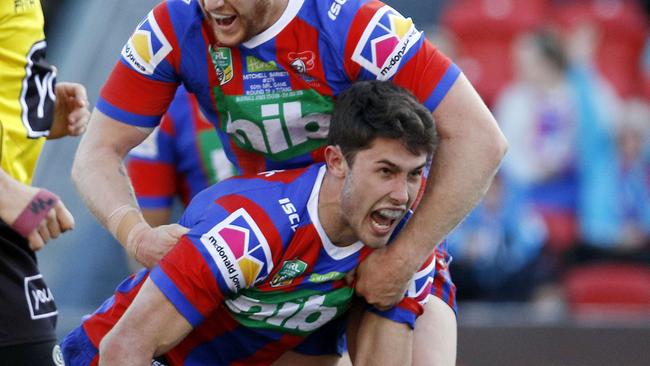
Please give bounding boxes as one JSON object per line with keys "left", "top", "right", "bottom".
{"left": 340, "top": 138, "right": 427, "bottom": 249}
{"left": 202, "top": 0, "right": 287, "bottom": 47}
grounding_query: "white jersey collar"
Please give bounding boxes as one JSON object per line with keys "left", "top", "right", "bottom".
{"left": 308, "top": 165, "right": 364, "bottom": 260}
{"left": 243, "top": 0, "right": 305, "bottom": 48}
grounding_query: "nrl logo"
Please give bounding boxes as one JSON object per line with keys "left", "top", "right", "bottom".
{"left": 270, "top": 259, "right": 307, "bottom": 287}
{"left": 210, "top": 46, "right": 233, "bottom": 85}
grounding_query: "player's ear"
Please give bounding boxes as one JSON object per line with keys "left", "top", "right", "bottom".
{"left": 324, "top": 145, "right": 347, "bottom": 178}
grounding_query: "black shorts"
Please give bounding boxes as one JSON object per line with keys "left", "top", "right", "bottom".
{"left": 0, "top": 340, "right": 64, "bottom": 366}
{"left": 0, "top": 221, "right": 57, "bottom": 347}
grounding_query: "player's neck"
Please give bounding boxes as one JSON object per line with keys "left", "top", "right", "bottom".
{"left": 318, "top": 173, "right": 357, "bottom": 247}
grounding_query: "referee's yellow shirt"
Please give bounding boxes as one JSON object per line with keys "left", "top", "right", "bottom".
{"left": 0, "top": 0, "right": 56, "bottom": 185}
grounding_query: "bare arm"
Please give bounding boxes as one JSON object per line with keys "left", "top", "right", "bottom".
{"left": 99, "top": 278, "right": 192, "bottom": 366}
{"left": 71, "top": 110, "right": 188, "bottom": 268}
{"left": 355, "top": 74, "right": 508, "bottom": 307}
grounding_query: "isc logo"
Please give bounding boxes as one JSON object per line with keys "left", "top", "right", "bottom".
{"left": 225, "top": 101, "right": 329, "bottom": 156}
{"left": 328, "top": 0, "right": 348, "bottom": 20}
{"left": 279, "top": 198, "right": 300, "bottom": 231}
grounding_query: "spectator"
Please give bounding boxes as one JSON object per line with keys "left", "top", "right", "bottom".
{"left": 495, "top": 28, "right": 579, "bottom": 252}
{"left": 448, "top": 174, "right": 547, "bottom": 301}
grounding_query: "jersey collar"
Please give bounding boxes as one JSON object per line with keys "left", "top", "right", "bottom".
{"left": 308, "top": 165, "right": 365, "bottom": 260}
{"left": 242, "top": 0, "right": 304, "bottom": 49}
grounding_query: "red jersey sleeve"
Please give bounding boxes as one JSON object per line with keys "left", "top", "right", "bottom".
{"left": 97, "top": 2, "right": 181, "bottom": 127}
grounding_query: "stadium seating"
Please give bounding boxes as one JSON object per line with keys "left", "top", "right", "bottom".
{"left": 564, "top": 263, "right": 650, "bottom": 320}
{"left": 552, "top": 0, "right": 648, "bottom": 98}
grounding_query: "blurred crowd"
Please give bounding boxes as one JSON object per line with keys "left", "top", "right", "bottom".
{"left": 433, "top": 0, "right": 650, "bottom": 314}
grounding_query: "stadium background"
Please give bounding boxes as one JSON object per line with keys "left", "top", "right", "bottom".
{"left": 36, "top": 0, "right": 650, "bottom": 364}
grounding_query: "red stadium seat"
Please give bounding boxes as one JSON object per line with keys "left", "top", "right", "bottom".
{"left": 539, "top": 209, "right": 578, "bottom": 254}
{"left": 440, "top": 0, "right": 549, "bottom": 106}
{"left": 552, "top": 0, "right": 648, "bottom": 97}
{"left": 564, "top": 263, "right": 650, "bottom": 320}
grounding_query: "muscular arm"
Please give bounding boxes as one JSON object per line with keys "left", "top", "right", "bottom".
{"left": 355, "top": 74, "right": 508, "bottom": 307}
{"left": 99, "top": 278, "right": 193, "bottom": 366}
{"left": 71, "top": 110, "right": 188, "bottom": 268}
{"left": 72, "top": 109, "right": 147, "bottom": 224}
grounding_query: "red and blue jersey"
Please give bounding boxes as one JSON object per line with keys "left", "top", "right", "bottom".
{"left": 101, "top": 0, "right": 457, "bottom": 315}
{"left": 62, "top": 165, "right": 434, "bottom": 365}
{"left": 98, "top": 0, "right": 460, "bottom": 175}
{"left": 126, "top": 86, "right": 237, "bottom": 209}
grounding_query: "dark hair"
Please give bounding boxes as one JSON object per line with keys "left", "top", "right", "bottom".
{"left": 328, "top": 80, "right": 438, "bottom": 163}
{"left": 533, "top": 29, "right": 567, "bottom": 72}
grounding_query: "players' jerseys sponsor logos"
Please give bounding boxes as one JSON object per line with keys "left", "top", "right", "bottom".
{"left": 287, "top": 51, "right": 315, "bottom": 74}
{"left": 246, "top": 56, "right": 279, "bottom": 73}
{"left": 327, "top": 0, "right": 348, "bottom": 20}
{"left": 351, "top": 6, "right": 421, "bottom": 80}
{"left": 20, "top": 41, "right": 57, "bottom": 138}
{"left": 122, "top": 11, "right": 172, "bottom": 75}
{"left": 308, "top": 271, "right": 346, "bottom": 283}
{"left": 209, "top": 46, "right": 233, "bottom": 86}
{"left": 24, "top": 274, "right": 57, "bottom": 319}
{"left": 270, "top": 259, "right": 307, "bottom": 287}
{"left": 225, "top": 287, "right": 352, "bottom": 335}
{"left": 278, "top": 198, "right": 300, "bottom": 232}
{"left": 200, "top": 208, "right": 273, "bottom": 292}
{"left": 215, "top": 88, "right": 332, "bottom": 161}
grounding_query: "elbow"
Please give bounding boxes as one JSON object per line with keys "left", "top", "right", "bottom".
{"left": 99, "top": 328, "right": 152, "bottom": 365}
{"left": 98, "top": 331, "right": 126, "bottom": 364}
{"left": 70, "top": 131, "right": 92, "bottom": 188}
{"left": 70, "top": 146, "right": 92, "bottom": 192}
{"left": 70, "top": 153, "right": 83, "bottom": 189}
{"left": 492, "top": 128, "right": 508, "bottom": 166}
{"left": 474, "top": 119, "right": 508, "bottom": 170}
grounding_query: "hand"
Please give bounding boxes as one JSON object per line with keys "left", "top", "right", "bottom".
{"left": 0, "top": 180, "right": 75, "bottom": 251}
{"left": 26, "top": 200, "right": 75, "bottom": 251}
{"left": 48, "top": 82, "right": 90, "bottom": 139}
{"left": 353, "top": 247, "right": 414, "bottom": 310}
{"left": 127, "top": 223, "right": 189, "bottom": 269}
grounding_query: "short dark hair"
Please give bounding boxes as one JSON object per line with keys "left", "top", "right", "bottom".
{"left": 532, "top": 28, "right": 567, "bottom": 72}
{"left": 328, "top": 80, "right": 438, "bottom": 163}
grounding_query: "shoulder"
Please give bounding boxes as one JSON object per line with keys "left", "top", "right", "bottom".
{"left": 312, "top": 0, "right": 426, "bottom": 80}
{"left": 181, "top": 165, "right": 320, "bottom": 226}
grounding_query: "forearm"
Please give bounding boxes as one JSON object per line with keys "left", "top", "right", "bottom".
{"left": 0, "top": 169, "right": 19, "bottom": 210}
{"left": 71, "top": 110, "right": 150, "bottom": 248}
{"left": 99, "top": 279, "right": 193, "bottom": 365}
{"left": 0, "top": 170, "right": 25, "bottom": 223}
{"left": 73, "top": 146, "right": 135, "bottom": 223}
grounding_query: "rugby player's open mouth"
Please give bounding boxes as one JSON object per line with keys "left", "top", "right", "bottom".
{"left": 370, "top": 208, "right": 404, "bottom": 234}
{"left": 212, "top": 14, "right": 237, "bottom": 27}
